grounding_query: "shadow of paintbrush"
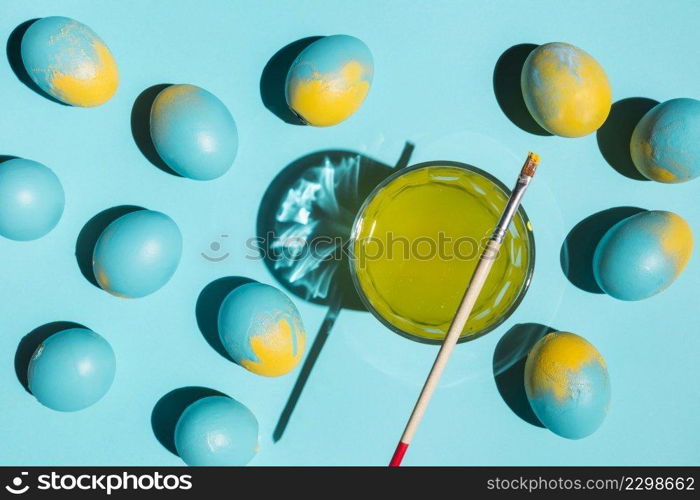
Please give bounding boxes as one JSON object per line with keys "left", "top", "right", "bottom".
{"left": 270, "top": 142, "right": 415, "bottom": 442}
{"left": 273, "top": 290, "right": 342, "bottom": 441}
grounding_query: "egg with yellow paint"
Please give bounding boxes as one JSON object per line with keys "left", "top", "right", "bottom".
{"left": 285, "top": 35, "right": 373, "bottom": 127}
{"left": 150, "top": 84, "right": 238, "bottom": 180}
{"left": 521, "top": 42, "right": 611, "bottom": 137}
{"left": 218, "top": 283, "right": 306, "bottom": 377}
{"left": 525, "top": 332, "right": 610, "bottom": 439}
{"left": 593, "top": 210, "right": 693, "bottom": 301}
{"left": 20, "top": 16, "right": 118, "bottom": 107}
{"left": 630, "top": 98, "right": 700, "bottom": 183}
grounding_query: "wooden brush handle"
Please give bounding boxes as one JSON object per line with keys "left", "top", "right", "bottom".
{"left": 390, "top": 239, "right": 501, "bottom": 466}
{"left": 389, "top": 153, "right": 539, "bottom": 467}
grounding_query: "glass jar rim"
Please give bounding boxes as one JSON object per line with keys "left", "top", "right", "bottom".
{"left": 348, "top": 160, "right": 536, "bottom": 345}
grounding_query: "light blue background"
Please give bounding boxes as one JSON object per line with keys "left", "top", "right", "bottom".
{"left": 1, "top": 0, "right": 698, "bottom": 466}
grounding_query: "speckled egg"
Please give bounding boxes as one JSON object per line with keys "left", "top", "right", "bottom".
{"left": 521, "top": 42, "right": 611, "bottom": 137}
{"left": 174, "top": 395, "right": 258, "bottom": 466}
{"left": 525, "top": 332, "right": 610, "bottom": 439}
{"left": 218, "top": 282, "right": 306, "bottom": 377}
{"left": 28, "top": 327, "right": 116, "bottom": 412}
{"left": 0, "top": 158, "right": 64, "bottom": 241}
{"left": 630, "top": 98, "right": 700, "bottom": 183}
{"left": 285, "top": 35, "right": 373, "bottom": 127}
{"left": 20, "top": 16, "right": 118, "bottom": 106}
{"left": 150, "top": 84, "right": 238, "bottom": 180}
{"left": 593, "top": 210, "right": 693, "bottom": 301}
{"left": 92, "top": 210, "right": 182, "bottom": 298}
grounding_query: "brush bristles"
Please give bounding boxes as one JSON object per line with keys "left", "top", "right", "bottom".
{"left": 521, "top": 152, "right": 540, "bottom": 177}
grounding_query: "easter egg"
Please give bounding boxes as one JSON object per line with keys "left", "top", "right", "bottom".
{"left": 28, "top": 327, "right": 116, "bottom": 412}
{"left": 174, "top": 395, "right": 258, "bottom": 466}
{"left": 521, "top": 42, "right": 611, "bottom": 137}
{"left": 0, "top": 158, "right": 64, "bottom": 241}
{"left": 150, "top": 84, "right": 238, "bottom": 180}
{"left": 286, "top": 35, "right": 373, "bottom": 127}
{"left": 630, "top": 98, "right": 700, "bottom": 183}
{"left": 593, "top": 210, "right": 692, "bottom": 301}
{"left": 92, "top": 210, "right": 182, "bottom": 298}
{"left": 20, "top": 16, "right": 118, "bottom": 106}
{"left": 525, "top": 332, "right": 610, "bottom": 439}
{"left": 218, "top": 283, "right": 306, "bottom": 377}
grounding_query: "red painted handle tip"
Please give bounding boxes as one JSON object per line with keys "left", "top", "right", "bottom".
{"left": 389, "top": 441, "right": 409, "bottom": 467}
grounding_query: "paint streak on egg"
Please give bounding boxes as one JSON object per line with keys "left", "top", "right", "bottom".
{"left": 150, "top": 84, "right": 238, "bottom": 180}
{"left": 525, "top": 332, "right": 610, "bottom": 439}
{"left": 21, "top": 16, "right": 118, "bottom": 106}
{"left": 92, "top": 210, "right": 182, "bottom": 298}
{"left": 521, "top": 42, "right": 611, "bottom": 137}
{"left": 593, "top": 210, "right": 693, "bottom": 300}
{"left": 631, "top": 98, "right": 700, "bottom": 183}
{"left": 218, "top": 283, "right": 306, "bottom": 377}
{"left": 286, "top": 35, "right": 373, "bottom": 126}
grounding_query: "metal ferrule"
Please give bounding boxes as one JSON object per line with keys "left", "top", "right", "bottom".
{"left": 490, "top": 174, "right": 532, "bottom": 244}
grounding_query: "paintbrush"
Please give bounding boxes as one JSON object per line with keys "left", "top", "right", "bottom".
{"left": 389, "top": 152, "right": 540, "bottom": 466}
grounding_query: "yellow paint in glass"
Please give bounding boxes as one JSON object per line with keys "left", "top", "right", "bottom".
{"left": 241, "top": 319, "right": 306, "bottom": 377}
{"left": 525, "top": 332, "right": 605, "bottom": 401}
{"left": 351, "top": 164, "right": 534, "bottom": 342}
{"left": 50, "top": 41, "right": 119, "bottom": 107}
{"left": 288, "top": 61, "right": 370, "bottom": 127}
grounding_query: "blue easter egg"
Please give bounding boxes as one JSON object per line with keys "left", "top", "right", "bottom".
{"left": 174, "top": 395, "right": 258, "bottom": 466}
{"left": 630, "top": 98, "right": 700, "bottom": 183}
{"left": 20, "top": 16, "right": 118, "bottom": 106}
{"left": 28, "top": 327, "right": 116, "bottom": 412}
{"left": 521, "top": 42, "right": 611, "bottom": 137}
{"left": 525, "top": 332, "right": 610, "bottom": 439}
{"left": 218, "top": 283, "right": 306, "bottom": 377}
{"left": 286, "top": 35, "right": 373, "bottom": 127}
{"left": 92, "top": 210, "right": 182, "bottom": 298}
{"left": 0, "top": 158, "right": 64, "bottom": 241}
{"left": 593, "top": 210, "right": 693, "bottom": 301}
{"left": 150, "top": 84, "right": 238, "bottom": 180}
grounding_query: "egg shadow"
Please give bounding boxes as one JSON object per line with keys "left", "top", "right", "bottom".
{"left": 15, "top": 321, "right": 87, "bottom": 393}
{"left": 596, "top": 97, "right": 659, "bottom": 181}
{"left": 151, "top": 386, "right": 227, "bottom": 456}
{"left": 0, "top": 155, "right": 19, "bottom": 163}
{"left": 130, "top": 84, "right": 181, "bottom": 176}
{"left": 561, "top": 206, "right": 647, "bottom": 293}
{"left": 259, "top": 36, "right": 323, "bottom": 125}
{"left": 6, "top": 19, "right": 68, "bottom": 105}
{"left": 75, "top": 205, "right": 145, "bottom": 288}
{"left": 257, "top": 143, "right": 414, "bottom": 311}
{"left": 493, "top": 43, "right": 552, "bottom": 136}
{"left": 195, "top": 276, "right": 256, "bottom": 361}
{"left": 493, "top": 323, "right": 555, "bottom": 427}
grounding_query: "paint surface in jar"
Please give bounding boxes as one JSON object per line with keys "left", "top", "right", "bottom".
{"left": 352, "top": 165, "right": 533, "bottom": 341}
